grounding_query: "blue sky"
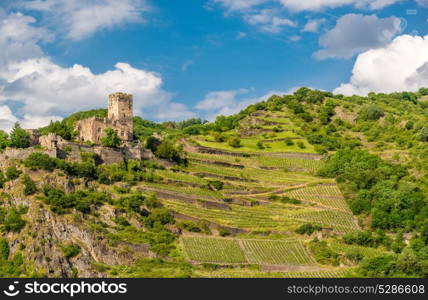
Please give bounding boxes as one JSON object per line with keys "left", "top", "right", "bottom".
{"left": 0, "top": 0, "right": 428, "bottom": 130}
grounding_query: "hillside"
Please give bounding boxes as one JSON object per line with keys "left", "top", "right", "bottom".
{"left": 0, "top": 87, "right": 427, "bottom": 278}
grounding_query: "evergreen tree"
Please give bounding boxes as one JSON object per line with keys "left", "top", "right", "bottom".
{"left": 9, "top": 123, "right": 30, "bottom": 148}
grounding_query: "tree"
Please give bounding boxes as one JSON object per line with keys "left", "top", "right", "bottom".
{"left": 228, "top": 136, "right": 241, "bottom": 148}
{"left": 418, "top": 127, "right": 428, "bottom": 142}
{"left": 419, "top": 87, "right": 428, "bottom": 96}
{"left": 9, "top": 123, "right": 30, "bottom": 148}
{"left": 359, "top": 105, "right": 384, "bottom": 121}
{"left": 0, "top": 130, "right": 9, "bottom": 150}
{"left": 155, "top": 140, "right": 181, "bottom": 163}
{"left": 145, "top": 136, "right": 161, "bottom": 152}
{"left": 101, "top": 128, "right": 121, "bottom": 148}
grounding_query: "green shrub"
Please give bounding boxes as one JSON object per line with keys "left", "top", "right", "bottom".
{"left": 6, "top": 166, "right": 21, "bottom": 181}
{"left": 22, "top": 175, "right": 37, "bottom": 195}
{"left": 359, "top": 105, "right": 384, "bottom": 121}
{"left": 295, "top": 223, "right": 322, "bottom": 235}
{"left": 101, "top": 128, "right": 122, "bottom": 148}
{"left": 207, "top": 180, "right": 224, "bottom": 191}
{"left": 0, "top": 130, "right": 9, "bottom": 150}
{"left": 155, "top": 140, "right": 182, "bottom": 163}
{"left": 24, "top": 152, "right": 57, "bottom": 171}
{"left": 284, "top": 137, "right": 294, "bottom": 146}
{"left": 0, "top": 208, "right": 26, "bottom": 232}
{"left": 0, "top": 238, "right": 9, "bottom": 260}
{"left": 143, "top": 208, "right": 174, "bottom": 228}
{"left": 61, "top": 244, "right": 81, "bottom": 258}
{"left": 219, "top": 228, "right": 231, "bottom": 237}
{"left": 228, "top": 137, "right": 241, "bottom": 148}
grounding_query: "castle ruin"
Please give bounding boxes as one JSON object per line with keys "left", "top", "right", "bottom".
{"left": 75, "top": 92, "right": 134, "bottom": 144}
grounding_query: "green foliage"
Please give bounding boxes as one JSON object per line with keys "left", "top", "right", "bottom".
{"left": 268, "top": 194, "right": 301, "bottom": 205}
{"left": 213, "top": 132, "right": 227, "bottom": 143}
{"left": 155, "top": 140, "right": 183, "bottom": 163}
{"left": 24, "top": 152, "right": 57, "bottom": 171}
{"left": 358, "top": 105, "right": 384, "bottom": 121}
{"left": 133, "top": 116, "right": 169, "bottom": 142}
{"left": 319, "top": 100, "right": 336, "bottom": 124}
{"left": 115, "top": 194, "right": 145, "bottom": 214}
{"left": 418, "top": 127, "right": 428, "bottom": 142}
{"left": 9, "top": 123, "right": 30, "bottom": 148}
{"left": 284, "top": 137, "right": 294, "bottom": 146}
{"left": 0, "top": 171, "right": 5, "bottom": 188}
{"left": 143, "top": 208, "right": 174, "bottom": 228}
{"left": 176, "top": 118, "right": 205, "bottom": 129}
{"left": 39, "top": 120, "right": 73, "bottom": 140}
{"left": 22, "top": 175, "right": 37, "bottom": 195}
{"left": 176, "top": 220, "right": 210, "bottom": 234}
{"left": 42, "top": 185, "right": 108, "bottom": 214}
{"left": 39, "top": 109, "right": 107, "bottom": 140}
{"left": 0, "top": 130, "right": 10, "bottom": 150}
{"left": 0, "top": 238, "right": 9, "bottom": 260}
{"left": 343, "top": 230, "right": 376, "bottom": 248}
{"left": 0, "top": 252, "right": 27, "bottom": 277}
{"left": 207, "top": 180, "right": 224, "bottom": 191}
{"left": 295, "top": 223, "right": 322, "bottom": 235}
{"left": 101, "top": 128, "right": 122, "bottom": 148}
{"left": 319, "top": 149, "right": 427, "bottom": 231}
{"left": 0, "top": 207, "right": 26, "bottom": 232}
{"left": 228, "top": 136, "right": 242, "bottom": 148}
{"left": 357, "top": 255, "right": 397, "bottom": 277}
{"left": 6, "top": 165, "right": 22, "bottom": 181}
{"left": 61, "top": 244, "right": 81, "bottom": 258}
{"left": 309, "top": 239, "right": 339, "bottom": 265}
{"left": 219, "top": 228, "right": 231, "bottom": 237}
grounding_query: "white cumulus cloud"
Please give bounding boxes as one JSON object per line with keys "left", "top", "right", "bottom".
{"left": 314, "top": 14, "right": 402, "bottom": 59}
{"left": 18, "top": 0, "right": 149, "bottom": 40}
{"left": 0, "top": 10, "right": 193, "bottom": 130}
{"left": 278, "top": 0, "right": 403, "bottom": 11}
{"left": 0, "top": 105, "right": 18, "bottom": 131}
{"left": 302, "top": 18, "right": 326, "bottom": 33}
{"left": 334, "top": 34, "right": 428, "bottom": 95}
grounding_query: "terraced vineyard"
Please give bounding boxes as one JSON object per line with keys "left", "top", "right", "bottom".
{"left": 283, "top": 184, "right": 351, "bottom": 212}
{"left": 170, "top": 110, "right": 362, "bottom": 277}
{"left": 182, "top": 236, "right": 315, "bottom": 266}
{"left": 289, "top": 210, "right": 359, "bottom": 233}
{"left": 194, "top": 268, "right": 353, "bottom": 278}
{"left": 164, "top": 196, "right": 358, "bottom": 233}
{"left": 329, "top": 241, "right": 389, "bottom": 258}
{"left": 241, "top": 239, "right": 315, "bottom": 265}
{"left": 182, "top": 237, "right": 246, "bottom": 263}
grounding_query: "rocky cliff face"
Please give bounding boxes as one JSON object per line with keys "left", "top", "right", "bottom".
{"left": 2, "top": 170, "right": 152, "bottom": 278}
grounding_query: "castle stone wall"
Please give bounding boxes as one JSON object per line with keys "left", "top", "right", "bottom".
{"left": 75, "top": 92, "right": 133, "bottom": 144}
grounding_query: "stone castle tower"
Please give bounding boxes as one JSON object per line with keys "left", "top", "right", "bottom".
{"left": 108, "top": 92, "right": 133, "bottom": 123}
{"left": 75, "top": 92, "right": 134, "bottom": 144}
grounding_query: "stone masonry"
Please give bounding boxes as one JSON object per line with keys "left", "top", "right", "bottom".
{"left": 75, "top": 92, "right": 134, "bottom": 144}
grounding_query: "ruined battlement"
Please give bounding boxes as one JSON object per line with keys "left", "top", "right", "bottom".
{"left": 75, "top": 92, "right": 134, "bottom": 144}
{"left": 108, "top": 92, "right": 133, "bottom": 122}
